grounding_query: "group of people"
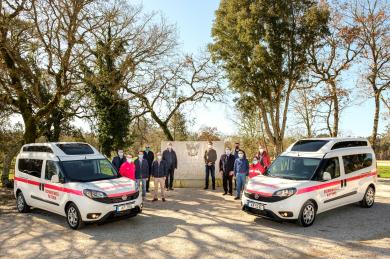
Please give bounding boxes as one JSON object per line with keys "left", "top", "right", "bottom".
{"left": 112, "top": 141, "right": 271, "bottom": 202}
{"left": 204, "top": 142, "right": 271, "bottom": 200}
{"left": 111, "top": 143, "right": 177, "bottom": 202}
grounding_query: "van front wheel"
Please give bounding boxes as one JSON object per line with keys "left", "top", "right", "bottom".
{"left": 298, "top": 200, "right": 316, "bottom": 227}
{"left": 66, "top": 203, "right": 83, "bottom": 230}
{"left": 360, "top": 186, "right": 375, "bottom": 208}
{"left": 16, "top": 191, "right": 30, "bottom": 213}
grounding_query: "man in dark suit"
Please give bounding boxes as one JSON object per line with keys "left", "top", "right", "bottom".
{"left": 111, "top": 149, "right": 126, "bottom": 172}
{"left": 143, "top": 144, "right": 154, "bottom": 193}
{"left": 162, "top": 142, "right": 177, "bottom": 191}
{"left": 135, "top": 151, "right": 149, "bottom": 198}
{"left": 219, "top": 147, "right": 236, "bottom": 195}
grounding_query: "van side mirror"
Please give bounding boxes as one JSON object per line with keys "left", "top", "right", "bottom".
{"left": 322, "top": 172, "right": 332, "bottom": 181}
{"left": 51, "top": 175, "right": 60, "bottom": 183}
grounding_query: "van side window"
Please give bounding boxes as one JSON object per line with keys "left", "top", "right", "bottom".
{"left": 18, "top": 159, "right": 43, "bottom": 178}
{"left": 343, "top": 153, "right": 373, "bottom": 174}
{"left": 317, "top": 158, "right": 340, "bottom": 180}
{"left": 45, "top": 160, "right": 61, "bottom": 180}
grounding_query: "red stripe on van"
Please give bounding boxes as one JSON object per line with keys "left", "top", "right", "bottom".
{"left": 107, "top": 190, "right": 137, "bottom": 198}
{"left": 246, "top": 189, "right": 273, "bottom": 197}
{"left": 15, "top": 177, "right": 82, "bottom": 196}
{"left": 297, "top": 171, "right": 377, "bottom": 195}
{"left": 45, "top": 183, "right": 83, "bottom": 196}
{"left": 14, "top": 177, "right": 40, "bottom": 186}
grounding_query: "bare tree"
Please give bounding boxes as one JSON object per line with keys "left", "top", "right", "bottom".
{"left": 352, "top": 0, "right": 390, "bottom": 149}
{"left": 125, "top": 54, "right": 224, "bottom": 140}
{"left": 308, "top": 1, "right": 363, "bottom": 137}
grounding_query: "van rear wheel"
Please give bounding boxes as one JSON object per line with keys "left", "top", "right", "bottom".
{"left": 360, "top": 186, "right": 375, "bottom": 208}
{"left": 298, "top": 200, "right": 316, "bottom": 227}
{"left": 16, "top": 191, "right": 30, "bottom": 213}
{"left": 66, "top": 203, "right": 83, "bottom": 230}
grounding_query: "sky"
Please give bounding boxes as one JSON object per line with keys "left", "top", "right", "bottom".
{"left": 136, "top": 0, "right": 389, "bottom": 138}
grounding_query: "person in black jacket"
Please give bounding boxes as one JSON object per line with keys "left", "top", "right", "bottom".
{"left": 162, "top": 142, "right": 177, "bottom": 191}
{"left": 111, "top": 149, "right": 126, "bottom": 172}
{"left": 135, "top": 151, "right": 149, "bottom": 198}
{"left": 151, "top": 152, "right": 167, "bottom": 202}
{"left": 219, "top": 147, "right": 236, "bottom": 196}
{"left": 143, "top": 144, "right": 154, "bottom": 193}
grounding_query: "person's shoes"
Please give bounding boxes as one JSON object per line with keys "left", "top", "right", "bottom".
{"left": 203, "top": 187, "right": 208, "bottom": 190}
{"left": 212, "top": 188, "right": 216, "bottom": 190}
{"left": 234, "top": 197, "right": 240, "bottom": 200}
{"left": 229, "top": 193, "right": 233, "bottom": 196}
{"left": 152, "top": 198, "right": 158, "bottom": 202}
{"left": 166, "top": 188, "right": 169, "bottom": 191}
{"left": 162, "top": 198, "right": 166, "bottom": 202}
{"left": 222, "top": 193, "right": 227, "bottom": 196}
{"left": 169, "top": 188, "right": 174, "bottom": 191}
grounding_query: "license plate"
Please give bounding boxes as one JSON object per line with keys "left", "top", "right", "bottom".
{"left": 116, "top": 203, "right": 134, "bottom": 212}
{"left": 247, "top": 201, "right": 264, "bottom": 210}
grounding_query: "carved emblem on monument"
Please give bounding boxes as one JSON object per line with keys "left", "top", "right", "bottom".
{"left": 186, "top": 143, "right": 200, "bottom": 156}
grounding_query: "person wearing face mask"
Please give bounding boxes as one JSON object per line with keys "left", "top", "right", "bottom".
{"left": 135, "top": 151, "right": 150, "bottom": 198}
{"left": 249, "top": 156, "right": 265, "bottom": 178}
{"left": 233, "top": 150, "right": 249, "bottom": 200}
{"left": 112, "top": 149, "right": 126, "bottom": 172}
{"left": 151, "top": 152, "right": 167, "bottom": 202}
{"left": 219, "top": 147, "right": 236, "bottom": 195}
{"left": 203, "top": 141, "right": 218, "bottom": 190}
{"left": 119, "top": 154, "right": 136, "bottom": 180}
{"left": 143, "top": 145, "right": 154, "bottom": 193}
{"left": 162, "top": 142, "right": 177, "bottom": 191}
{"left": 255, "top": 145, "right": 271, "bottom": 172}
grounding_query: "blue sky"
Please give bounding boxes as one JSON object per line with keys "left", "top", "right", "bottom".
{"left": 136, "top": 0, "right": 389, "bottom": 138}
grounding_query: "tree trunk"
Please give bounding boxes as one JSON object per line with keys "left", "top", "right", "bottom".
{"left": 330, "top": 81, "right": 339, "bottom": 137}
{"left": 1, "top": 143, "right": 22, "bottom": 187}
{"left": 371, "top": 91, "right": 381, "bottom": 150}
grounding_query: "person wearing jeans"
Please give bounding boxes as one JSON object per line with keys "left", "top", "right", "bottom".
{"left": 152, "top": 152, "right": 167, "bottom": 202}
{"left": 135, "top": 151, "right": 149, "bottom": 198}
{"left": 204, "top": 141, "right": 217, "bottom": 190}
{"left": 233, "top": 150, "right": 249, "bottom": 200}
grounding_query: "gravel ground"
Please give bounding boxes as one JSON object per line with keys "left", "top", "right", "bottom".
{"left": 0, "top": 183, "right": 389, "bottom": 259}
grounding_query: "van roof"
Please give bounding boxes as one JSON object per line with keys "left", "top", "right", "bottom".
{"left": 284, "top": 137, "right": 371, "bottom": 157}
{"left": 20, "top": 142, "right": 105, "bottom": 160}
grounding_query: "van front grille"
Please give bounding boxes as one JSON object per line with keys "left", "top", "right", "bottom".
{"left": 93, "top": 191, "right": 139, "bottom": 204}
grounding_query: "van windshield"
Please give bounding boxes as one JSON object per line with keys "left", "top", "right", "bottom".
{"left": 265, "top": 156, "right": 321, "bottom": 180}
{"left": 60, "top": 159, "right": 118, "bottom": 182}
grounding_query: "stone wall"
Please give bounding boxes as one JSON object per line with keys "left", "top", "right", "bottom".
{"left": 161, "top": 141, "right": 225, "bottom": 187}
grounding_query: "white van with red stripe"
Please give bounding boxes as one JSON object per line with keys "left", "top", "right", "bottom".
{"left": 14, "top": 142, "right": 142, "bottom": 229}
{"left": 242, "top": 138, "right": 377, "bottom": 227}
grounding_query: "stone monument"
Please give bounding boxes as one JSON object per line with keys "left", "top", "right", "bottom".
{"left": 161, "top": 141, "right": 225, "bottom": 187}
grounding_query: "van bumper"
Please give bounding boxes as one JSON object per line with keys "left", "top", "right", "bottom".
{"left": 76, "top": 193, "right": 143, "bottom": 222}
{"left": 241, "top": 194, "right": 302, "bottom": 221}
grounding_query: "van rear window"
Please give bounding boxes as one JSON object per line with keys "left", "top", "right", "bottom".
{"left": 291, "top": 140, "right": 329, "bottom": 152}
{"left": 331, "top": 141, "right": 368, "bottom": 150}
{"left": 56, "top": 143, "right": 94, "bottom": 155}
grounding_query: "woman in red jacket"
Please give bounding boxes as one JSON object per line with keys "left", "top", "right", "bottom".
{"left": 119, "top": 154, "right": 136, "bottom": 180}
{"left": 249, "top": 156, "right": 265, "bottom": 178}
{"left": 255, "top": 145, "right": 271, "bottom": 171}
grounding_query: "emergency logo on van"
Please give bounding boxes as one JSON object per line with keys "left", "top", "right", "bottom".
{"left": 45, "top": 189, "right": 59, "bottom": 200}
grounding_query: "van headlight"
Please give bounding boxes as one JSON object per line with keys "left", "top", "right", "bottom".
{"left": 273, "top": 188, "right": 297, "bottom": 197}
{"left": 83, "top": 189, "right": 107, "bottom": 199}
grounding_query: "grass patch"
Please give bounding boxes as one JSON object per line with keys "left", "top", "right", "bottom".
{"left": 378, "top": 166, "right": 390, "bottom": 178}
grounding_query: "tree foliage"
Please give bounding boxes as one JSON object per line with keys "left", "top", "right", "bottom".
{"left": 210, "top": 0, "right": 329, "bottom": 154}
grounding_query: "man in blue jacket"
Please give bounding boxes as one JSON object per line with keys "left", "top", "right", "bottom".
{"left": 135, "top": 151, "right": 149, "bottom": 198}
{"left": 233, "top": 150, "right": 249, "bottom": 200}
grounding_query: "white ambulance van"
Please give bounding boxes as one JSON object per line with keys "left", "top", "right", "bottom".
{"left": 242, "top": 138, "right": 377, "bottom": 227}
{"left": 14, "top": 142, "right": 142, "bottom": 229}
